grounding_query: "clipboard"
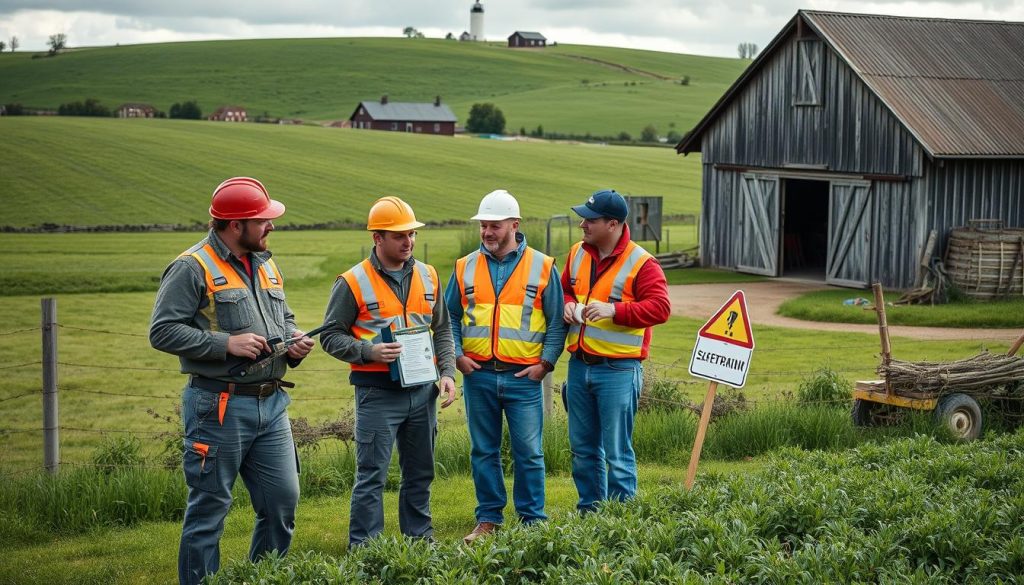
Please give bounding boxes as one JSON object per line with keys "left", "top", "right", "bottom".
{"left": 381, "top": 324, "right": 439, "bottom": 388}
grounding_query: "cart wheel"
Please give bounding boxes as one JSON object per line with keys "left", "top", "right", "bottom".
{"left": 851, "top": 398, "right": 886, "bottom": 427}
{"left": 934, "top": 393, "right": 982, "bottom": 441}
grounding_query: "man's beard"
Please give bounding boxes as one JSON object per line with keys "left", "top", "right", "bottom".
{"left": 239, "top": 225, "right": 267, "bottom": 252}
{"left": 484, "top": 232, "right": 513, "bottom": 254}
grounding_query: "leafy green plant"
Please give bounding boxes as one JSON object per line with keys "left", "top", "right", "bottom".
{"left": 91, "top": 434, "right": 143, "bottom": 470}
{"left": 797, "top": 366, "right": 853, "bottom": 407}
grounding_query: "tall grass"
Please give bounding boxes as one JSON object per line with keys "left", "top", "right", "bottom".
{"left": 1, "top": 399, "right": 968, "bottom": 536}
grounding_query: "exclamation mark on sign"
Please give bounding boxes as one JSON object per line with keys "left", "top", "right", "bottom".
{"left": 725, "top": 310, "right": 738, "bottom": 337}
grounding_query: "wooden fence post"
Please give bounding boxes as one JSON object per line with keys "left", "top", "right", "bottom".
{"left": 41, "top": 297, "right": 59, "bottom": 474}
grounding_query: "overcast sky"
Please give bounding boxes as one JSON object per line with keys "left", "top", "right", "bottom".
{"left": 1, "top": 1, "right": 1022, "bottom": 57}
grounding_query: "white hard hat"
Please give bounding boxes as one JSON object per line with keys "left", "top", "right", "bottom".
{"left": 471, "top": 189, "right": 521, "bottom": 221}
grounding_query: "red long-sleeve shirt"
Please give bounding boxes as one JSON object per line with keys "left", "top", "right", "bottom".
{"left": 561, "top": 224, "right": 672, "bottom": 359}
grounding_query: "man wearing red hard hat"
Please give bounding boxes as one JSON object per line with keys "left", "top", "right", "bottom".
{"left": 150, "top": 177, "right": 314, "bottom": 585}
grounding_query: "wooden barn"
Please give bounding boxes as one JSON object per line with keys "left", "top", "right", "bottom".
{"left": 677, "top": 10, "right": 1024, "bottom": 289}
{"left": 508, "top": 31, "right": 546, "bottom": 48}
{"left": 349, "top": 95, "right": 457, "bottom": 136}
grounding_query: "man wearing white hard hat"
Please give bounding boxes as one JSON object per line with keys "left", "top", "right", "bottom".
{"left": 444, "top": 189, "right": 566, "bottom": 544}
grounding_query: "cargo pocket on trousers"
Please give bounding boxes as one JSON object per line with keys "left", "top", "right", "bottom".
{"left": 354, "top": 429, "right": 377, "bottom": 470}
{"left": 182, "top": 439, "right": 220, "bottom": 492}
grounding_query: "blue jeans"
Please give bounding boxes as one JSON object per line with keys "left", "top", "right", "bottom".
{"left": 178, "top": 384, "right": 299, "bottom": 585}
{"left": 565, "top": 356, "right": 642, "bottom": 512}
{"left": 463, "top": 367, "right": 546, "bottom": 524}
{"left": 349, "top": 383, "right": 437, "bottom": 547}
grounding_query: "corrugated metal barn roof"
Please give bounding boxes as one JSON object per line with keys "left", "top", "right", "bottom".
{"left": 511, "top": 31, "right": 547, "bottom": 40}
{"left": 678, "top": 10, "right": 1024, "bottom": 158}
{"left": 357, "top": 101, "right": 457, "bottom": 123}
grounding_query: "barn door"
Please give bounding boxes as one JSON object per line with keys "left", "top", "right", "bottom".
{"left": 737, "top": 173, "right": 781, "bottom": 276}
{"left": 826, "top": 181, "right": 873, "bottom": 287}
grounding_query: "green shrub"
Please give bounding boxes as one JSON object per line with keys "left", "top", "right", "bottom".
{"left": 209, "top": 430, "right": 1024, "bottom": 583}
{"left": 797, "top": 366, "right": 853, "bottom": 407}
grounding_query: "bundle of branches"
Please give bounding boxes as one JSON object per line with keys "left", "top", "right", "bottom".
{"left": 291, "top": 414, "right": 354, "bottom": 448}
{"left": 880, "top": 352, "right": 1024, "bottom": 394}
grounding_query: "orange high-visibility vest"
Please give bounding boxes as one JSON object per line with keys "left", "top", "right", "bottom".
{"left": 454, "top": 246, "right": 554, "bottom": 364}
{"left": 565, "top": 240, "right": 651, "bottom": 358}
{"left": 180, "top": 242, "right": 284, "bottom": 331}
{"left": 340, "top": 259, "right": 438, "bottom": 373}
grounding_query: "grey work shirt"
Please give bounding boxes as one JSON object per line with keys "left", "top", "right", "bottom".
{"left": 321, "top": 249, "right": 457, "bottom": 388}
{"left": 149, "top": 230, "right": 298, "bottom": 382}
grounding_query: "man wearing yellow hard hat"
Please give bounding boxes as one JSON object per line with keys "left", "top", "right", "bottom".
{"left": 320, "top": 196, "right": 457, "bottom": 547}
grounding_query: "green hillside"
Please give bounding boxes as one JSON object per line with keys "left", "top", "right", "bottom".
{"left": 0, "top": 117, "right": 701, "bottom": 227}
{"left": 0, "top": 38, "right": 745, "bottom": 136}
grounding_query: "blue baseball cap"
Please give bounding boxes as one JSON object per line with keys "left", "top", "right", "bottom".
{"left": 572, "top": 189, "right": 628, "bottom": 222}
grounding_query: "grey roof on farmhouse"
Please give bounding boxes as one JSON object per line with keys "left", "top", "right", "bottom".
{"left": 678, "top": 10, "right": 1024, "bottom": 159}
{"left": 510, "top": 31, "right": 547, "bottom": 40}
{"left": 354, "top": 101, "right": 457, "bottom": 123}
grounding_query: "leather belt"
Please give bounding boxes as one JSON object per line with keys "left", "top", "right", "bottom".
{"left": 476, "top": 359, "right": 526, "bottom": 372}
{"left": 190, "top": 375, "right": 294, "bottom": 398}
{"left": 572, "top": 349, "right": 626, "bottom": 366}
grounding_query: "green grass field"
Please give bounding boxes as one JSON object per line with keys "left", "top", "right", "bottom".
{"left": 0, "top": 230, "right": 1006, "bottom": 473}
{"left": 778, "top": 289, "right": 1024, "bottom": 329}
{"left": 0, "top": 117, "right": 701, "bottom": 227}
{"left": 0, "top": 38, "right": 747, "bottom": 136}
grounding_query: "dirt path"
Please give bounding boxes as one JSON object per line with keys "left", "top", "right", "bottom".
{"left": 668, "top": 280, "right": 1022, "bottom": 342}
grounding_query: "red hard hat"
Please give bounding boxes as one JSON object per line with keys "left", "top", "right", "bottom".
{"left": 209, "top": 177, "right": 286, "bottom": 220}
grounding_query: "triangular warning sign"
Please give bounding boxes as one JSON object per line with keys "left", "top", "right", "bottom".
{"left": 697, "top": 290, "right": 754, "bottom": 349}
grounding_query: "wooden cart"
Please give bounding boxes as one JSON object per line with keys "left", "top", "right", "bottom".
{"left": 851, "top": 284, "right": 1024, "bottom": 440}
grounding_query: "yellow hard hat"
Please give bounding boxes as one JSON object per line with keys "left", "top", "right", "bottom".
{"left": 367, "top": 196, "right": 425, "bottom": 231}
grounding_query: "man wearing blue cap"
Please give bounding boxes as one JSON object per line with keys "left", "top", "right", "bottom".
{"left": 560, "top": 189, "right": 671, "bottom": 512}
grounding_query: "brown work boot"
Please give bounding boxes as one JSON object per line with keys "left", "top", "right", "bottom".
{"left": 463, "top": 521, "right": 499, "bottom": 545}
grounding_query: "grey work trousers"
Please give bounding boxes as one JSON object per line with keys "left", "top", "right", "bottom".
{"left": 349, "top": 382, "right": 438, "bottom": 547}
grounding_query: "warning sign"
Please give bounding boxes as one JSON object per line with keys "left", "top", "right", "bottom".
{"left": 689, "top": 290, "right": 755, "bottom": 387}
{"left": 697, "top": 291, "right": 753, "bottom": 348}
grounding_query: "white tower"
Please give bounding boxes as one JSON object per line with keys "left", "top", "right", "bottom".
{"left": 470, "top": 1, "right": 484, "bottom": 41}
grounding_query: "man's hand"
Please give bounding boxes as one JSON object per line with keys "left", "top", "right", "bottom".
{"left": 286, "top": 330, "right": 315, "bottom": 360}
{"left": 584, "top": 301, "right": 616, "bottom": 322}
{"left": 456, "top": 355, "right": 482, "bottom": 375}
{"left": 439, "top": 376, "right": 458, "bottom": 408}
{"left": 514, "top": 363, "right": 548, "bottom": 382}
{"left": 227, "top": 333, "right": 272, "bottom": 360}
{"left": 563, "top": 301, "right": 579, "bottom": 324}
{"left": 368, "top": 342, "right": 403, "bottom": 363}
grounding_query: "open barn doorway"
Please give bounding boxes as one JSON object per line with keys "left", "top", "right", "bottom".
{"left": 782, "top": 178, "right": 829, "bottom": 279}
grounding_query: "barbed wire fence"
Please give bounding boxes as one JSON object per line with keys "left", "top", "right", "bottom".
{"left": 1, "top": 298, "right": 1014, "bottom": 476}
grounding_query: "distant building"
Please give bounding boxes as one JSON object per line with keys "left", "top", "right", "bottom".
{"left": 349, "top": 95, "right": 457, "bottom": 136}
{"left": 116, "top": 103, "right": 156, "bottom": 118}
{"left": 508, "top": 31, "right": 547, "bottom": 48}
{"left": 470, "top": 2, "right": 484, "bottom": 41}
{"left": 459, "top": 31, "right": 472, "bottom": 42}
{"left": 208, "top": 106, "right": 247, "bottom": 122}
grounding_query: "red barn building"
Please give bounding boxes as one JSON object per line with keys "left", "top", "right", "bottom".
{"left": 349, "top": 95, "right": 457, "bottom": 136}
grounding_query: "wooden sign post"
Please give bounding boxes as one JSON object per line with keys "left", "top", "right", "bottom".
{"left": 685, "top": 290, "right": 755, "bottom": 490}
